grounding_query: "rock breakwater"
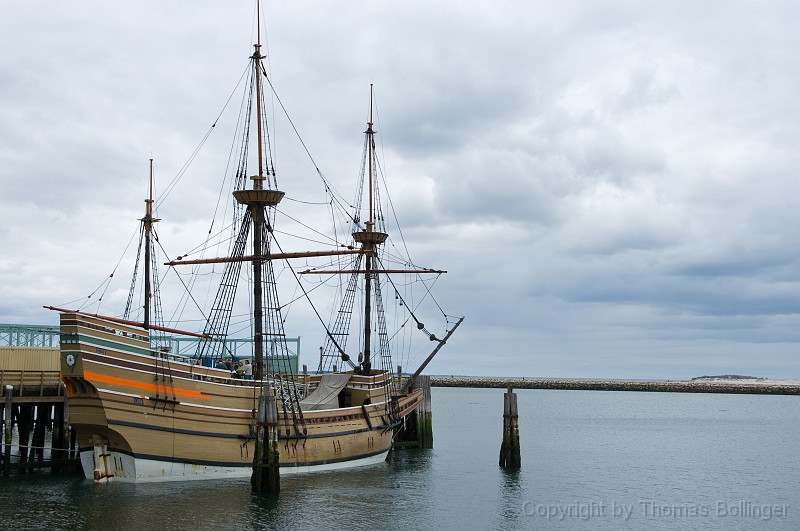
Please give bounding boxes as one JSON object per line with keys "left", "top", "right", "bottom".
{"left": 430, "top": 377, "right": 800, "bottom": 395}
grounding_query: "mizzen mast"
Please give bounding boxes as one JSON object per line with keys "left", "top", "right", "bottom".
{"left": 313, "top": 85, "right": 447, "bottom": 378}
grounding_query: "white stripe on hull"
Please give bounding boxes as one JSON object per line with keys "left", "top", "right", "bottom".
{"left": 279, "top": 449, "right": 390, "bottom": 475}
{"left": 80, "top": 447, "right": 390, "bottom": 483}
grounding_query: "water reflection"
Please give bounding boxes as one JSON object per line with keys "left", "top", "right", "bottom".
{"left": 499, "top": 467, "right": 524, "bottom": 525}
{"left": 2, "top": 389, "right": 799, "bottom": 530}
{"left": 249, "top": 450, "right": 434, "bottom": 529}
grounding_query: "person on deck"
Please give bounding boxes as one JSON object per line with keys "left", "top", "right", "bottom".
{"left": 242, "top": 359, "right": 253, "bottom": 380}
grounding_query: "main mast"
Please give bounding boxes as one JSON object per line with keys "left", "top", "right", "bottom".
{"left": 353, "top": 85, "right": 387, "bottom": 376}
{"left": 233, "top": 10, "right": 285, "bottom": 380}
{"left": 173, "top": 0, "right": 305, "bottom": 436}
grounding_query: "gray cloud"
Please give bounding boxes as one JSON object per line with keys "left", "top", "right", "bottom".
{"left": 2, "top": 1, "right": 799, "bottom": 379}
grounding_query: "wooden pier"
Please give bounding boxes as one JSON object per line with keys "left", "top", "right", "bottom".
{"left": 1, "top": 346, "right": 79, "bottom": 475}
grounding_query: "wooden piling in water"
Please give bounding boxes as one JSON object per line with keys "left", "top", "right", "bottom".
{"left": 416, "top": 375, "right": 433, "bottom": 449}
{"left": 395, "top": 374, "right": 433, "bottom": 449}
{"left": 251, "top": 394, "right": 280, "bottom": 493}
{"left": 17, "top": 405, "right": 32, "bottom": 463}
{"left": 30, "top": 404, "right": 49, "bottom": 463}
{"left": 52, "top": 399, "right": 67, "bottom": 469}
{"left": 499, "top": 385, "right": 520, "bottom": 468}
{"left": 3, "top": 385, "right": 12, "bottom": 476}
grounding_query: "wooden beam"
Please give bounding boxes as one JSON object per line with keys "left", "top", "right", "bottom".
{"left": 401, "top": 316, "right": 464, "bottom": 394}
{"left": 299, "top": 269, "right": 446, "bottom": 275}
{"left": 165, "top": 249, "right": 365, "bottom": 266}
{"left": 42, "top": 306, "right": 210, "bottom": 339}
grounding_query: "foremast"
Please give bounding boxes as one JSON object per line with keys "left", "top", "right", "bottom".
{"left": 45, "top": 161, "right": 206, "bottom": 340}
{"left": 123, "top": 159, "right": 175, "bottom": 346}
{"left": 142, "top": 159, "right": 159, "bottom": 331}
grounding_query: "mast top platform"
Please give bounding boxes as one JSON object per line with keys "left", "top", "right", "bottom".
{"left": 352, "top": 230, "right": 388, "bottom": 245}
{"left": 234, "top": 189, "right": 285, "bottom": 206}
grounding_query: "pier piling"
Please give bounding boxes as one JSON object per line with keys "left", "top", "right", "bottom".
{"left": 52, "top": 395, "right": 68, "bottom": 469}
{"left": 416, "top": 375, "right": 433, "bottom": 448}
{"left": 395, "top": 374, "right": 433, "bottom": 449}
{"left": 17, "top": 405, "right": 32, "bottom": 462}
{"left": 31, "top": 404, "right": 48, "bottom": 463}
{"left": 3, "top": 385, "right": 12, "bottom": 476}
{"left": 499, "top": 385, "right": 520, "bottom": 468}
{"left": 252, "top": 394, "right": 280, "bottom": 493}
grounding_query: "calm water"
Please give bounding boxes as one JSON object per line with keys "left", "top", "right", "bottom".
{"left": 2, "top": 388, "right": 798, "bottom": 530}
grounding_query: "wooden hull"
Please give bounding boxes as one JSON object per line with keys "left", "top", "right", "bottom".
{"left": 59, "top": 313, "right": 422, "bottom": 482}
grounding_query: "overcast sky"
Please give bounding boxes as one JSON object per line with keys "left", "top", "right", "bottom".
{"left": 2, "top": 1, "right": 800, "bottom": 379}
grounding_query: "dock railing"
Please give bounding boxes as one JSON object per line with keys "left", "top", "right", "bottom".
{"left": 0, "top": 346, "right": 62, "bottom": 397}
{"left": 0, "top": 370, "right": 63, "bottom": 398}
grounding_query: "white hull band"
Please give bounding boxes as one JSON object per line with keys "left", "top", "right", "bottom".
{"left": 80, "top": 447, "right": 391, "bottom": 483}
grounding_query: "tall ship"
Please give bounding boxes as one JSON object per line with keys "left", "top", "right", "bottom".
{"left": 48, "top": 5, "right": 461, "bottom": 482}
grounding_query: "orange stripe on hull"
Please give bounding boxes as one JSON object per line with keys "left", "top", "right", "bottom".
{"left": 84, "top": 371, "right": 211, "bottom": 400}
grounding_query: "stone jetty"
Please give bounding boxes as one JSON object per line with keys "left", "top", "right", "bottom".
{"left": 430, "top": 377, "right": 800, "bottom": 395}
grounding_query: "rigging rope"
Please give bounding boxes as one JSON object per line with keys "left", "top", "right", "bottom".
{"left": 259, "top": 64, "right": 355, "bottom": 222}
{"left": 155, "top": 63, "right": 251, "bottom": 210}
{"left": 73, "top": 225, "right": 140, "bottom": 314}
{"left": 272, "top": 236, "right": 354, "bottom": 369}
